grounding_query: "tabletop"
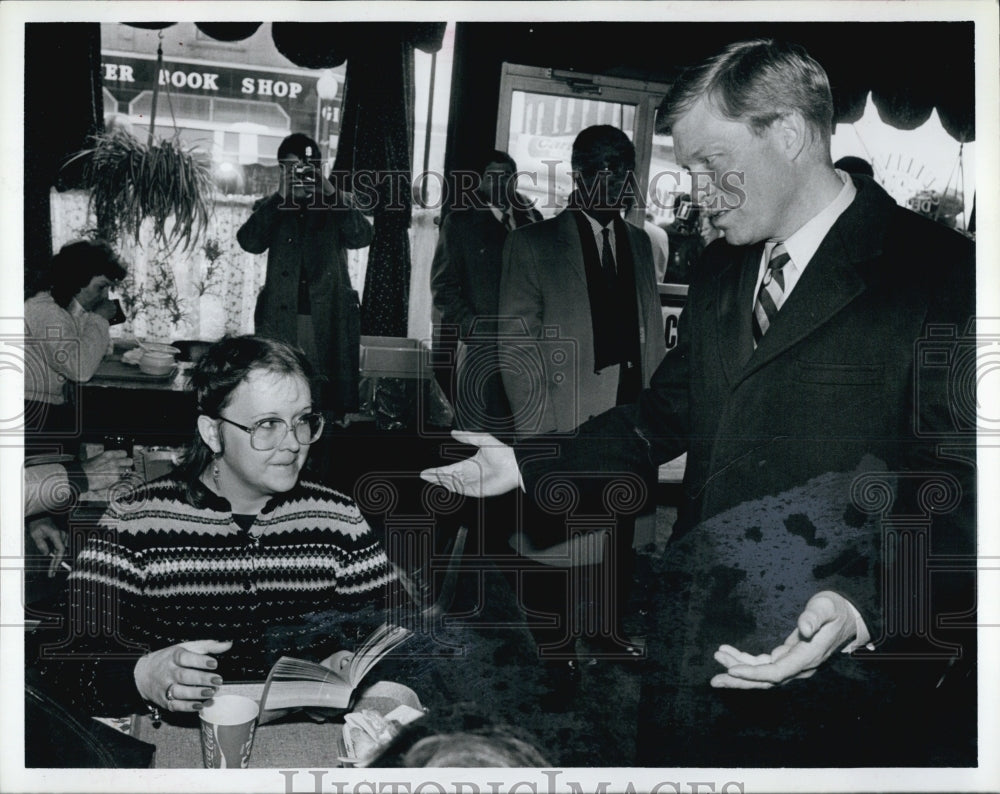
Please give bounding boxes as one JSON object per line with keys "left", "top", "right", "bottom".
{"left": 86, "top": 356, "right": 194, "bottom": 392}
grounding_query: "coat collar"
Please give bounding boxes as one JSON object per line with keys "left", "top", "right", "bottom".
{"left": 715, "top": 175, "right": 897, "bottom": 386}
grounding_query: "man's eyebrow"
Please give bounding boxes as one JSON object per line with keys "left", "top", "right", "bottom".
{"left": 681, "top": 143, "right": 708, "bottom": 164}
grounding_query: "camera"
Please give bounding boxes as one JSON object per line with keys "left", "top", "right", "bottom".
{"left": 290, "top": 163, "right": 318, "bottom": 190}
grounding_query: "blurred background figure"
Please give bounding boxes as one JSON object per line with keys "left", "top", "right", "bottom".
{"left": 430, "top": 150, "right": 542, "bottom": 436}
{"left": 237, "top": 133, "right": 373, "bottom": 420}
{"left": 24, "top": 450, "right": 133, "bottom": 607}
{"left": 661, "top": 193, "right": 705, "bottom": 283}
{"left": 643, "top": 212, "right": 671, "bottom": 282}
{"left": 498, "top": 125, "right": 665, "bottom": 703}
{"left": 23, "top": 239, "right": 127, "bottom": 447}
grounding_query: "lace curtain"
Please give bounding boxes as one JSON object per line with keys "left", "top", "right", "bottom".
{"left": 49, "top": 189, "right": 369, "bottom": 344}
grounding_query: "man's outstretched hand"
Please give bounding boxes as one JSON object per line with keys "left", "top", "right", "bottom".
{"left": 419, "top": 430, "right": 523, "bottom": 497}
{"left": 711, "top": 590, "right": 860, "bottom": 689}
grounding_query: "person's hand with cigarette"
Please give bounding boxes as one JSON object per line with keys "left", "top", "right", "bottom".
{"left": 28, "top": 516, "right": 71, "bottom": 577}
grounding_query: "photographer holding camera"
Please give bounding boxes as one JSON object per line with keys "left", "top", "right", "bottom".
{"left": 237, "top": 133, "right": 373, "bottom": 419}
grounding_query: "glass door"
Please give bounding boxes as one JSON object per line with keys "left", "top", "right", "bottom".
{"left": 496, "top": 63, "right": 669, "bottom": 224}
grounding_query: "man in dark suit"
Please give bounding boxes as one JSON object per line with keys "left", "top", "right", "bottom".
{"left": 498, "top": 126, "right": 666, "bottom": 690}
{"left": 423, "top": 39, "right": 976, "bottom": 764}
{"left": 430, "top": 151, "right": 542, "bottom": 435}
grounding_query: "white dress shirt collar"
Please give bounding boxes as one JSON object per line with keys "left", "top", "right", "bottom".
{"left": 581, "top": 209, "right": 620, "bottom": 257}
{"left": 754, "top": 170, "right": 857, "bottom": 306}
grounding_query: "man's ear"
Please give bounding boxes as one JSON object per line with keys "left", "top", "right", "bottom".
{"left": 774, "top": 111, "right": 809, "bottom": 162}
{"left": 197, "top": 415, "right": 222, "bottom": 454}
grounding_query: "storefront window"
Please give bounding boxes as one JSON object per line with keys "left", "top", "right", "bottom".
{"left": 100, "top": 22, "right": 345, "bottom": 195}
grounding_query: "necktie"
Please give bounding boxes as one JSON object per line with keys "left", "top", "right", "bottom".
{"left": 601, "top": 227, "right": 616, "bottom": 276}
{"left": 752, "top": 241, "right": 791, "bottom": 343}
{"left": 504, "top": 208, "right": 517, "bottom": 231}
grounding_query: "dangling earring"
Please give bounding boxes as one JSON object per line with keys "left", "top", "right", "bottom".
{"left": 212, "top": 456, "right": 222, "bottom": 491}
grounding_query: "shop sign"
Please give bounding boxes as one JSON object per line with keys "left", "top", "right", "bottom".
{"left": 101, "top": 53, "right": 339, "bottom": 107}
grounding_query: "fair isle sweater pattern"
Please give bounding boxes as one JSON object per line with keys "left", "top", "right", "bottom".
{"left": 32, "top": 477, "right": 395, "bottom": 717}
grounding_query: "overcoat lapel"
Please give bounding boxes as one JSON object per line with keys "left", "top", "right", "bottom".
{"left": 555, "top": 210, "right": 588, "bottom": 288}
{"left": 624, "top": 222, "right": 657, "bottom": 335}
{"left": 740, "top": 235, "right": 866, "bottom": 380}
{"left": 725, "top": 176, "right": 890, "bottom": 386}
{"left": 716, "top": 243, "right": 762, "bottom": 383}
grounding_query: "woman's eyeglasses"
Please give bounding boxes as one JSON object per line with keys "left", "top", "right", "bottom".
{"left": 216, "top": 412, "right": 325, "bottom": 451}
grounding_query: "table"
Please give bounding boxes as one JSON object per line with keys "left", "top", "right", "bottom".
{"left": 79, "top": 356, "right": 197, "bottom": 447}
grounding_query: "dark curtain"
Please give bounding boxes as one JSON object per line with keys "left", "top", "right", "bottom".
{"left": 333, "top": 31, "right": 416, "bottom": 337}
{"left": 24, "top": 23, "right": 102, "bottom": 295}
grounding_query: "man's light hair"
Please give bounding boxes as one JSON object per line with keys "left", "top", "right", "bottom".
{"left": 660, "top": 39, "right": 834, "bottom": 142}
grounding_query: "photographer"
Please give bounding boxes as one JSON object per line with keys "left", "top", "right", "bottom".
{"left": 237, "top": 133, "right": 373, "bottom": 419}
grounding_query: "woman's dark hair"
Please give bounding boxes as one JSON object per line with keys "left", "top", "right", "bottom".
{"left": 176, "top": 335, "right": 314, "bottom": 506}
{"left": 45, "top": 239, "right": 127, "bottom": 308}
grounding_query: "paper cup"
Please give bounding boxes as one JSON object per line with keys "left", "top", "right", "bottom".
{"left": 199, "top": 694, "right": 259, "bottom": 768}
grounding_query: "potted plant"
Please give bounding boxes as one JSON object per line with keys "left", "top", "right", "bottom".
{"left": 63, "top": 128, "right": 213, "bottom": 254}
{"left": 63, "top": 32, "right": 213, "bottom": 254}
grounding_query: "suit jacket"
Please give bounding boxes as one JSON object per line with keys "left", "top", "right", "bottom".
{"left": 430, "top": 204, "right": 540, "bottom": 338}
{"left": 430, "top": 203, "right": 542, "bottom": 433}
{"left": 499, "top": 209, "right": 667, "bottom": 440}
{"left": 516, "top": 176, "right": 975, "bottom": 657}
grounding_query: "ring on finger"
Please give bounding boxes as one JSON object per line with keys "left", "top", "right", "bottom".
{"left": 165, "top": 683, "right": 176, "bottom": 702}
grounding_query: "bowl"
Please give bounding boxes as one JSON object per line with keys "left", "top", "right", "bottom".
{"left": 138, "top": 350, "right": 177, "bottom": 376}
{"left": 138, "top": 341, "right": 181, "bottom": 356}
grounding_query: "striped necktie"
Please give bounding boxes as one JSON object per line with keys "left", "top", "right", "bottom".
{"left": 752, "top": 241, "right": 791, "bottom": 343}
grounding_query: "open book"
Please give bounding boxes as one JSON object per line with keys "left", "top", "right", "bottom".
{"left": 221, "top": 623, "right": 412, "bottom": 723}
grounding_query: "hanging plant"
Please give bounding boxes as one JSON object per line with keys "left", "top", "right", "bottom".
{"left": 61, "top": 31, "right": 213, "bottom": 254}
{"left": 63, "top": 129, "right": 213, "bottom": 254}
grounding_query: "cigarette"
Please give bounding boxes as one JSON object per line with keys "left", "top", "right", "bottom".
{"left": 49, "top": 553, "right": 72, "bottom": 572}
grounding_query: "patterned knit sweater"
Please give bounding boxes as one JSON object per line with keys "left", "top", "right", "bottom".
{"left": 29, "top": 476, "right": 395, "bottom": 717}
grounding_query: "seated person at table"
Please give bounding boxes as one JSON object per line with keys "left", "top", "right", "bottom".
{"left": 23, "top": 239, "right": 127, "bottom": 442}
{"left": 24, "top": 450, "right": 133, "bottom": 604}
{"left": 28, "top": 335, "right": 396, "bottom": 718}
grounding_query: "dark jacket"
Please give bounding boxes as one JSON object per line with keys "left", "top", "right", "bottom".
{"left": 516, "top": 176, "right": 975, "bottom": 655}
{"left": 237, "top": 191, "right": 373, "bottom": 415}
{"left": 430, "top": 203, "right": 542, "bottom": 433}
{"left": 430, "top": 203, "right": 542, "bottom": 339}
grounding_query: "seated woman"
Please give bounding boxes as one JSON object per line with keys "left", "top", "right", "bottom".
{"left": 23, "top": 239, "right": 127, "bottom": 440}
{"left": 28, "top": 335, "right": 396, "bottom": 718}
